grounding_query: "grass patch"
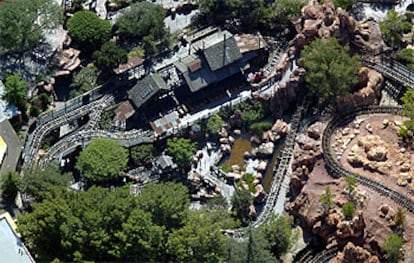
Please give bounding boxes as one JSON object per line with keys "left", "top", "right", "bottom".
{"left": 249, "top": 121, "right": 272, "bottom": 136}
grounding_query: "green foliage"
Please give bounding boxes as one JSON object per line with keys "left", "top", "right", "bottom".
{"left": 67, "top": 11, "right": 111, "bottom": 50}
{"left": 167, "top": 210, "right": 228, "bottom": 262}
{"left": 381, "top": 233, "right": 404, "bottom": 263}
{"left": 117, "top": 2, "right": 166, "bottom": 41}
{"left": 221, "top": 162, "right": 232, "bottom": 173}
{"left": 333, "top": 0, "right": 356, "bottom": 10}
{"left": 30, "top": 105, "right": 40, "bottom": 117}
{"left": 345, "top": 174, "right": 357, "bottom": 194}
{"left": 380, "top": 9, "right": 411, "bottom": 49}
{"left": 274, "top": 0, "right": 307, "bottom": 24}
{"left": 227, "top": 228, "right": 277, "bottom": 263}
{"left": 0, "top": 0, "right": 63, "bottom": 52}
{"left": 75, "top": 138, "right": 128, "bottom": 182}
{"left": 93, "top": 42, "right": 128, "bottom": 72}
{"left": 402, "top": 89, "right": 414, "bottom": 135}
{"left": 20, "top": 162, "right": 72, "bottom": 202}
{"left": 396, "top": 48, "right": 414, "bottom": 70}
{"left": 165, "top": 137, "right": 197, "bottom": 172}
{"left": 206, "top": 114, "right": 224, "bottom": 135}
{"left": 70, "top": 66, "right": 99, "bottom": 99}
{"left": 142, "top": 35, "right": 158, "bottom": 56}
{"left": 0, "top": 171, "right": 21, "bottom": 201}
{"left": 38, "top": 93, "right": 51, "bottom": 111}
{"left": 250, "top": 121, "right": 272, "bottom": 136}
{"left": 138, "top": 182, "right": 190, "bottom": 230}
{"left": 3, "top": 74, "right": 28, "bottom": 112}
{"left": 394, "top": 207, "right": 406, "bottom": 227}
{"left": 320, "top": 186, "right": 334, "bottom": 210}
{"left": 130, "top": 144, "right": 155, "bottom": 166}
{"left": 235, "top": 100, "right": 265, "bottom": 125}
{"left": 97, "top": 110, "right": 114, "bottom": 130}
{"left": 242, "top": 173, "right": 256, "bottom": 193}
{"left": 300, "top": 37, "right": 361, "bottom": 101}
{"left": 231, "top": 189, "right": 253, "bottom": 225}
{"left": 260, "top": 215, "right": 293, "bottom": 257}
{"left": 342, "top": 202, "right": 355, "bottom": 219}
{"left": 128, "top": 46, "right": 145, "bottom": 59}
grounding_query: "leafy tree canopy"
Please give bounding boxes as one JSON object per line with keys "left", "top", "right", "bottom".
{"left": 2, "top": 74, "right": 28, "bottom": 112}
{"left": 381, "top": 233, "right": 404, "bottom": 263}
{"left": 67, "top": 11, "right": 111, "bottom": 50}
{"left": 130, "top": 144, "right": 155, "bottom": 166}
{"left": 0, "top": 171, "right": 21, "bottom": 201}
{"left": 70, "top": 66, "right": 99, "bottom": 99}
{"left": 206, "top": 114, "right": 224, "bottom": 135}
{"left": 75, "top": 138, "right": 128, "bottom": 182}
{"left": 93, "top": 42, "right": 128, "bottom": 72}
{"left": 20, "top": 162, "right": 72, "bottom": 202}
{"left": 138, "top": 182, "right": 190, "bottom": 230}
{"left": 342, "top": 202, "right": 355, "bottom": 220}
{"left": 260, "top": 215, "right": 294, "bottom": 257}
{"left": 165, "top": 137, "right": 197, "bottom": 172}
{"left": 117, "top": 2, "right": 166, "bottom": 41}
{"left": 380, "top": 9, "right": 411, "bottom": 49}
{"left": 231, "top": 189, "right": 253, "bottom": 226}
{"left": 396, "top": 48, "right": 414, "bottom": 71}
{"left": 300, "top": 37, "right": 361, "bottom": 101}
{"left": 0, "top": 0, "right": 63, "bottom": 52}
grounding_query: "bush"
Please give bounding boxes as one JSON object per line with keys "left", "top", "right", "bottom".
{"left": 250, "top": 121, "right": 272, "bottom": 136}
{"left": 206, "top": 114, "right": 224, "bottom": 135}
{"left": 221, "top": 163, "right": 232, "bottom": 173}
{"left": 381, "top": 233, "right": 403, "bottom": 263}
{"left": 242, "top": 173, "right": 256, "bottom": 193}
{"left": 342, "top": 202, "right": 355, "bottom": 219}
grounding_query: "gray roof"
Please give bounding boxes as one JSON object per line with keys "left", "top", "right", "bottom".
{"left": 155, "top": 154, "right": 177, "bottom": 170}
{"left": 202, "top": 35, "right": 242, "bottom": 71}
{"left": 174, "top": 54, "right": 243, "bottom": 93}
{"left": 127, "top": 73, "right": 169, "bottom": 108}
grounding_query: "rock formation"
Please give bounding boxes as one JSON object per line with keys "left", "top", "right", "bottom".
{"left": 335, "top": 242, "right": 380, "bottom": 263}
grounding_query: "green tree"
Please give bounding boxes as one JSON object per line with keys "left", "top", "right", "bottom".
{"left": 117, "top": 2, "right": 167, "bottom": 41}
{"left": 260, "top": 215, "right": 293, "bottom": 257}
{"left": 0, "top": 0, "right": 63, "bottom": 52}
{"left": 238, "top": 100, "right": 265, "bottom": 125}
{"left": 75, "top": 138, "right": 128, "bottom": 182}
{"left": 394, "top": 207, "right": 406, "bottom": 228}
{"left": 93, "top": 42, "right": 128, "bottom": 72}
{"left": 165, "top": 137, "right": 197, "bottom": 172}
{"left": 70, "top": 66, "right": 99, "bottom": 98}
{"left": 67, "top": 11, "right": 111, "bottom": 50}
{"left": 345, "top": 174, "right": 357, "bottom": 195}
{"left": 333, "top": 0, "right": 356, "bottom": 10}
{"left": 206, "top": 114, "right": 224, "bottom": 135}
{"left": 137, "top": 182, "right": 190, "bottom": 230}
{"left": 401, "top": 89, "right": 414, "bottom": 134}
{"left": 320, "top": 186, "right": 335, "bottom": 211}
{"left": 20, "top": 162, "right": 72, "bottom": 202}
{"left": 142, "top": 35, "right": 158, "bottom": 56}
{"left": 274, "top": 0, "right": 307, "bottom": 25}
{"left": 167, "top": 210, "right": 228, "bottom": 262}
{"left": 380, "top": 9, "right": 411, "bottom": 49}
{"left": 381, "top": 233, "right": 404, "bottom": 263}
{"left": 342, "top": 202, "right": 355, "bottom": 220}
{"left": 300, "top": 37, "right": 361, "bottom": 101}
{"left": 396, "top": 48, "right": 414, "bottom": 71}
{"left": 3, "top": 74, "right": 28, "bottom": 112}
{"left": 250, "top": 121, "right": 273, "bottom": 136}
{"left": 130, "top": 144, "right": 155, "bottom": 166}
{"left": 227, "top": 227, "right": 276, "bottom": 263}
{"left": 231, "top": 189, "right": 253, "bottom": 225}
{"left": 0, "top": 171, "right": 21, "bottom": 201}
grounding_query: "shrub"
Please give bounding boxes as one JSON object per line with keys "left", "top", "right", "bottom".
{"left": 250, "top": 121, "right": 272, "bottom": 136}
{"left": 342, "top": 202, "right": 355, "bottom": 220}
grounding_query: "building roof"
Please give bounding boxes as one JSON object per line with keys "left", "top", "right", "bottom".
{"left": 202, "top": 35, "right": 242, "bottom": 71}
{"left": 127, "top": 73, "right": 169, "bottom": 109}
{"left": 0, "top": 213, "right": 35, "bottom": 263}
{"left": 235, "top": 33, "right": 268, "bottom": 54}
{"left": 114, "top": 100, "right": 135, "bottom": 121}
{"left": 155, "top": 154, "right": 177, "bottom": 170}
{"left": 114, "top": 56, "right": 144, "bottom": 75}
{"left": 0, "top": 136, "right": 7, "bottom": 165}
{"left": 174, "top": 54, "right": 242, "bottom": 93}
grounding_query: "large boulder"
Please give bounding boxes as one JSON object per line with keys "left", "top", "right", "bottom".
{"left": 336, "top": 242, "right": 380, "bottom": 263}
{"left": 258, "top": 142, "right": 275, "bottom": 156}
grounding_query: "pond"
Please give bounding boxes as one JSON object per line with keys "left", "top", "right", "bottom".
{"left": 262, "top": 140, "right": 285, "bottom": 193}
{"left": 223, "top": 136, "right": 252, "bottom": 169}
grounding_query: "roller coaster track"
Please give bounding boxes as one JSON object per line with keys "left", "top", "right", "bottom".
{"left": 363, "top": 59, "right": 414, "bottom": 89}
{"left": 23, "top": 94, "right": 114, "bottom": 167}
{"left": 225, "top": 100, "right": 306, "bottom": 238}
{"left": 322, "top": 105, "right": 414, "bottom": 214}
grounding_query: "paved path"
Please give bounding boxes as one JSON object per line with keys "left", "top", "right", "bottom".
{"left": 0, "top": 120, "right": 22, "bottom": 175}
